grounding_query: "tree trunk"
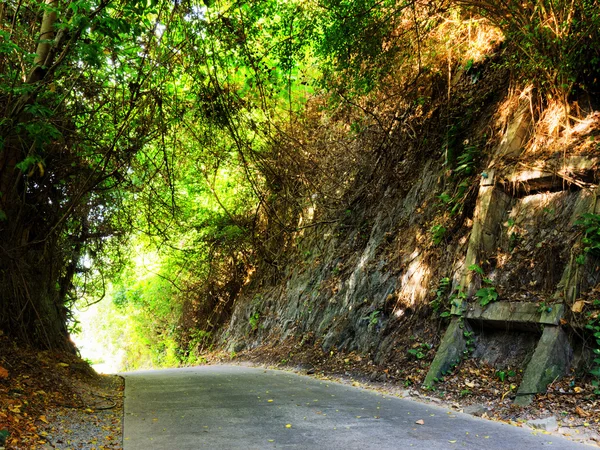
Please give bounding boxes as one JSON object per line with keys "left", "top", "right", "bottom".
{"left": 0, "top": 1, "right": 73, "bottom": 351}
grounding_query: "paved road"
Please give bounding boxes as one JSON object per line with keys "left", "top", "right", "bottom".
{"left": 123, "top": 365, "right": 590, "bottom": 449}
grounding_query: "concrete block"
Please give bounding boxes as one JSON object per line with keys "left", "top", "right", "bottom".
{"left": 555, "top": 188, "right": 597, "bottom": 302}
{"left": 423, "top": 318, "right": 470, "bottom": 387}
{"left": 465, "top": 302, "right": 564, "bottom": 331}
{"left": 515, "top": 326, "right": 573, "bottom": 405}
{"left": 496, "top": 100, "right": 531, "bottom": 159}
{"left": 460, "top": 186, "right": 511, "bottom": 295}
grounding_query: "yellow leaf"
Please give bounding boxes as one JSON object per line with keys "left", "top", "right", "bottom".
{"left": 572, "top": 301, "right": 586, "bottom": 313}
{"left": 57, "top": 363, "right": 69, "bottom": 368}
{"left": 39, "top": 415, "right": 49, "bottom": 424}
{"left": 449, "top": 440, "right": 457, "bottom": 443}
{"left": 267, "top": 399, "right": 274, "bottom": 403}
{"left": 285, "top": 424, "right": 292, "bottom": 428}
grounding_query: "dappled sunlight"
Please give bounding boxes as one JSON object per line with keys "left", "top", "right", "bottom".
{"left": 524, "top": 108, "right": 600, "bottom": 157}
{"left": 433, "top": 15, "right": 504, "bottom": 66}
{"left": 396, "top": 249, "right": 432, "bottom": 310}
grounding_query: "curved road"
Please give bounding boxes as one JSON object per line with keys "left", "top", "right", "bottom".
{"left": 123, "top": 365, "right": 590, "bottom": 449}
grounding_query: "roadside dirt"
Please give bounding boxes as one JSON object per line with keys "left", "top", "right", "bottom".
{"left": 0, "top": 333, "right": 123, "bottom": 450}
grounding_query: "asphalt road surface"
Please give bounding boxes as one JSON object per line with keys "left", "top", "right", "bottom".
{"left": 122, "top": 365, "right": 591, "bottom": 449}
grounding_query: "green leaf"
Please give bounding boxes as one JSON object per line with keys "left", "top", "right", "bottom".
{"left": 15, "top": 156, "right": 37, "bottom": 173}
{"left": 468, "top": 264, "right": 484, "bottom": 276}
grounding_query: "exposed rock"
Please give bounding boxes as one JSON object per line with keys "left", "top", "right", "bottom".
{"left": 463, "top": 404, "right": 489, "bottom": 417}
{"left": 527, "top": 416, "right": 558, "bottom": 432}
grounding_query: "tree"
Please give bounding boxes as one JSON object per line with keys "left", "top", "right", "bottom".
{"left": 0, "top": 0, "right": 175, "bottom": 349}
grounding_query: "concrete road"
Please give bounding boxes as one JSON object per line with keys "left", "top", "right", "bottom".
{"left": 123, "top": 365, "right": 590, "bottom": 449}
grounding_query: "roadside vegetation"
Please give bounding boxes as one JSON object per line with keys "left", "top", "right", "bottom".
{"left": 2, "top": 0, "right": 600, "bottom": 445}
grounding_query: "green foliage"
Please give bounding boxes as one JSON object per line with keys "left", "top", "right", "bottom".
{"left": 462, "top": 0, "right": 600, "bottom": 102}
{"left": 4, "top": 0, "right": 597, "bottom": 364}
{"left": 430, "top": 224, "right": 447, "bottom": 246}
{"left": 495, "top": 369, "right": 516, "bottom": 382}
{"left": 454, "top": 144, "right": 479, "bottom": 177}
{"left": 463, "top": 330, "right": 475, "bottom": 355}
{"left": 439, "top": 141, "right": 479, "bottom": 216}
{"left": 468, "top": 264, "right": 498, "bottom": 306}
{"left": 585, "top": 309, "right": 600, "bottom": 395}
{"left": 407, "top": 343, "right": 432, "bottom": 360}
{"left": 467, "top": 263, "right": 484, "bottom": 276}
{"left": 575, "top": 213, "right": 600, "bottom": 265}
{"left": 249, "top": 312, "right": 261, "bottom": 331}
{"left": 368, "top": 310, "right": 381, "bottom": 326}
{"left": 475, "top": 286, "right": 498, "bottom": 307}
{"left": 432, "top": 277, "right": 454, "bottom": 318}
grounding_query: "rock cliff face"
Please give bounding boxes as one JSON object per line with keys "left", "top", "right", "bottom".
{"left": 225, "top": 160, "right": 442, "bottom": 361}
{"left": 220, "top": 64, "right": 600, "bottom": 396}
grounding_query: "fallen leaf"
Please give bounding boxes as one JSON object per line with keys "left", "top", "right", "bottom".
{"left": 0, "top": 366, "right": 8, "bottom": 379}
{"left": 576, "top": 406, "right": 589, "bottom": 417}
{"left": 415, "top": 419, "right": 424, "bottom": 425}
{"left": 572, "top": 301, "right": 586, "bottom": 313}
{"left": 285, "top": 424, "right": 292, "bottom": 428}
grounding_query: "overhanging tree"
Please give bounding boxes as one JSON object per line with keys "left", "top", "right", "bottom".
{"left": 0, "top": 0, "right": 178, "bottom": 349}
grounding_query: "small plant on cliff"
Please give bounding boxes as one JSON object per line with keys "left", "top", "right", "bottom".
{"left": 454, "top": 143, "right": 479, "bottom": 177}
{"left": 407, "top": 343, "right": 432, "bottom": 360}
{"left": 585, "top": 302, "right": 600, "bottom": 395}
{"left": 463, "top": 330, "right": 475, "bottom": 355}
{"left": 368, "top": 310, "right": 381, "bottom": 328}
{"left": 575, "top": 213, "right": 600, "bottom": 264}
{"left": 432, "top": 277, "right": 454, "bottom": 318}
{"left": 468, "top": 264, "right": 498, "bottom": 307}
{"left": 249, "top": 312, "right": 261, "bottom": 331}
{"left": 430, "top": 225, "right": 447, "bottom": 246}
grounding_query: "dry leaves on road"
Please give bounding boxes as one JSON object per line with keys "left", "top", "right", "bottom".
{"left": 0, "top": 334, "right": 123, "bottom": 449}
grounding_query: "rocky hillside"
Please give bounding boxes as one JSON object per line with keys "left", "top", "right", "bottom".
{"left": 219, "top": 48, "right": 600, "bottom": 405}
